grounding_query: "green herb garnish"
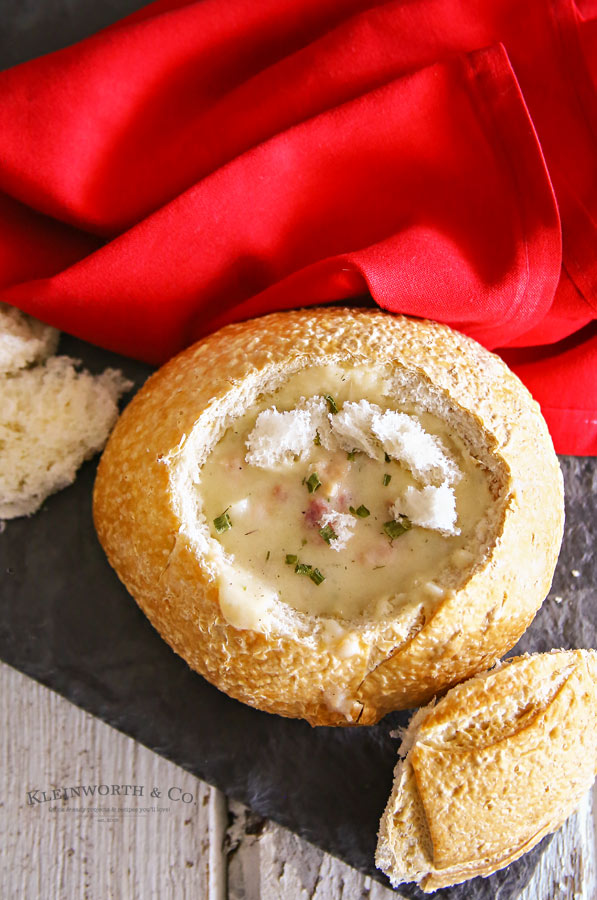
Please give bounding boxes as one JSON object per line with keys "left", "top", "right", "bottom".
{"left": 285, "top": 554, "right": 298, "bottom": 565}
{"left": 306, "top": 472, "right": 322, "bottom": 493}
{"left": 319, "top": 523, "right": 338, "bottom": 544}
{"left": 383, "top": 517, "right": 412, "bottom": 541}
{"left": 383, "top": 473, "right": 392, "bottom": 486}
{"left": 347, "top": 450, "right": 358, "bottom": 461}
{"left": 309, "top": 568, "right": 325, "bottom": 585}
{"left": 213, "top": 510, "right": 232, "bottom": 533}
{"left": 384, "top": 452, "right": 391, "bottom": 463}
{"left": 349, "top": 504, "right": 370, "bottom": 518}
{"left": 266, "top": 550, "right": 271, "bottom": 561}
{"left": 294, "top": 562, "right": 325, "bottom": 585}
{"left": 324, "top": 395, "right": 338, "bottom": 414}
{"left": 313, "top": 431, "right": 321, "bottom": 446}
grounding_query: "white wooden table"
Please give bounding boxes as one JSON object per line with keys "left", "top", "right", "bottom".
{"left": 1, "top": 661, "right": 595, "bottom": 899}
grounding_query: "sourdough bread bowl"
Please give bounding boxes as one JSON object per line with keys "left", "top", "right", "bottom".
{"left": 376, "top": 649, "right": 597, "bottom": 891}
{"left": 93, "top": 308, "right": 564, "bottom": 726}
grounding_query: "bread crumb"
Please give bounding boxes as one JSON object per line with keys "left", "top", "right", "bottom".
{"left": 245, "top": 406, "right": 316, "bottom": 467}
{"left": 319, "top": 509, "right": 355, "bottom": 551}
{"left": 391, "top": 484, "right": 460, "bottom": 535}
{"left": 329, "top": 399, "right": 383, "bottom": 459}
{"left": 371, "top": 409, "right": 459, "bottom": 485}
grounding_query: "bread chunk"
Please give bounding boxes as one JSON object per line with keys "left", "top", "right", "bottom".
{"left": 0, "top": 356, "right": 131, "bottom": 519}
{"left": 376, "top": 649, "right": 597, "bottom": 891}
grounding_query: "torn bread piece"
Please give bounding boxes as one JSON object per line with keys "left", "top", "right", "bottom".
{"left": 371, "top": 409, "right": 459, "bottom": 485}
{"left": 0, "top": 356, "right": 132, "bottom": 519}
{"left": 0, "top": 303, "right": 133, "bottom": 520}
{"left": 330, "top": 399, "right": 384, "bottom": 460}
{"left": 391, "top": 484, "right": 459, "bottom": 536}
{"left": 244, "top": 406, "right": 316, "bottom": 467}
{"left": 376, "top": 649, "right": 597, "bottom": 891}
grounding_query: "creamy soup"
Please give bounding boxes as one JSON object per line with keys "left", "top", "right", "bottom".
{"left": 198, "top": 366, "right": 492, "bottom": 628}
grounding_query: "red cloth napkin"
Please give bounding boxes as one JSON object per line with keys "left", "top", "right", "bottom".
{"left": 0, "top": 0, "right": 596, "bottom": 454}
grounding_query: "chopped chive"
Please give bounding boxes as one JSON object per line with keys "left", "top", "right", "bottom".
{"left": 383, "top": 517, "right": 412, "bottom": 541}
{"left": 293, "top": 562, "right": 325, "bottom": 585}
{"left": 213, "top": 510, "right": 232, "bottom": 533}
{"left": 346, "top": 450, "right": 357, "bottom": 461}
{"left": 324, "top": 394, "right": 338, "bottom": 414}
{"left": 309, "top": 568, "right": 325, "bottom": 585}
{"left": 349, "top": 504, "right": 370, "bottom": 518}
{"left": 313, "top": 431, "right": 321, "bottom": 446}
{"left": 285, "top": 554, "right": 298, "bottom": 565}
{"left": 384, "top": 452, "right": 391, "bottom": 463}
{"left": 383, "top": 473, "right": 392, "bottom": 486}
{"left": 319, "top": 523, "right": 337, "bottom": 544}
{"left": 306, "top": 472, "right": 321, "bottom": 493}
{"left": 266, "top": 550, "right": 271, "bottom": 561}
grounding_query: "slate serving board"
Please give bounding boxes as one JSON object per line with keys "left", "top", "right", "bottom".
{"left": 2, "top": 333, "right": 596, "bottom": 898}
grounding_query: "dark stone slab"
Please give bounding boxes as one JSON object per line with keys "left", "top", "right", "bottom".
{"left": 0, "top": 0, "right": 148, "bottom": 70}
{"left": 1, "top": 334, "right": 595, "bottom": 898}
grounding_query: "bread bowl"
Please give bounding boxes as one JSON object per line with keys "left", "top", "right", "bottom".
{"left": 376, "top": 648, "right": 597, "bottom": 891}
{"left": 93, "top": 307, "right": 564, "bottom": 725}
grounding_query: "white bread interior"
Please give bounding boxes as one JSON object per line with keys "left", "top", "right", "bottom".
{"left": 0, "top": 356, "right": 132, "bottom": 519}
{"left": 93, "top": 308, "right": 564, "bottom": 725}
{"left": 0, "top": 303, "right": 132, "bottom": 520}
{"left": 0, "top": 302, "right": 59, "bottom": 373}
{"left": 376, "top": 649, "right": 597, "bottom": 891}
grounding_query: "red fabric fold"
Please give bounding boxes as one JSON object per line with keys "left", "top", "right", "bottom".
{"left": 0, "top": 0, "right": 596, "bottom": 453}
{"left": 501, "top": 322, "right": 597, "bottom": 454}
{"left": 0, "top": 45, "right": 561, "bottom": 364}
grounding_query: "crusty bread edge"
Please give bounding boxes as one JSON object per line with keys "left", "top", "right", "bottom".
{"left": 376, "top": 649, "right": 597, "bottom": 891}
{"left": 93, "top": 308, "right": 564, "bottom": 725}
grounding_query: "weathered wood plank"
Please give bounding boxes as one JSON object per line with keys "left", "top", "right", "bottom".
{"left": 226, "top": 795, "right": 596, "bottom": 900}
{"left": 1, "top": 661, "right": 595, "bottom": 899}
{"left": 0, "top": 662, "right": 214, "bottom": 900}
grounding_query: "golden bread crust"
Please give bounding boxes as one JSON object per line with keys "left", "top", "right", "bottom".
{"left": 376, "top": 650, "right": 597, "bottom": 891}
{"left": 93, "top": 308, "right": 564, "bottom": 725}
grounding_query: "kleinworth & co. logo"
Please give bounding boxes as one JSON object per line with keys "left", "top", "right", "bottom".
{"left": 25, "top": 783, "right": 195, "bottom": 821}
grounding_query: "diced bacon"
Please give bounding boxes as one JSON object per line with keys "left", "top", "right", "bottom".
{"left": 271, "top": 483, "right": 289, "bottom": 502}
{"left": 304, "top": 498, "right": 331, "bottom": 528}
{"left": 222, "top": 455, "right": 245, "bottom": 472}
{"left": 359, "top": 541, "right": 396, "bottom": 567}
{"left": 335, "top": 491, "right": 355, "bottom": 513}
